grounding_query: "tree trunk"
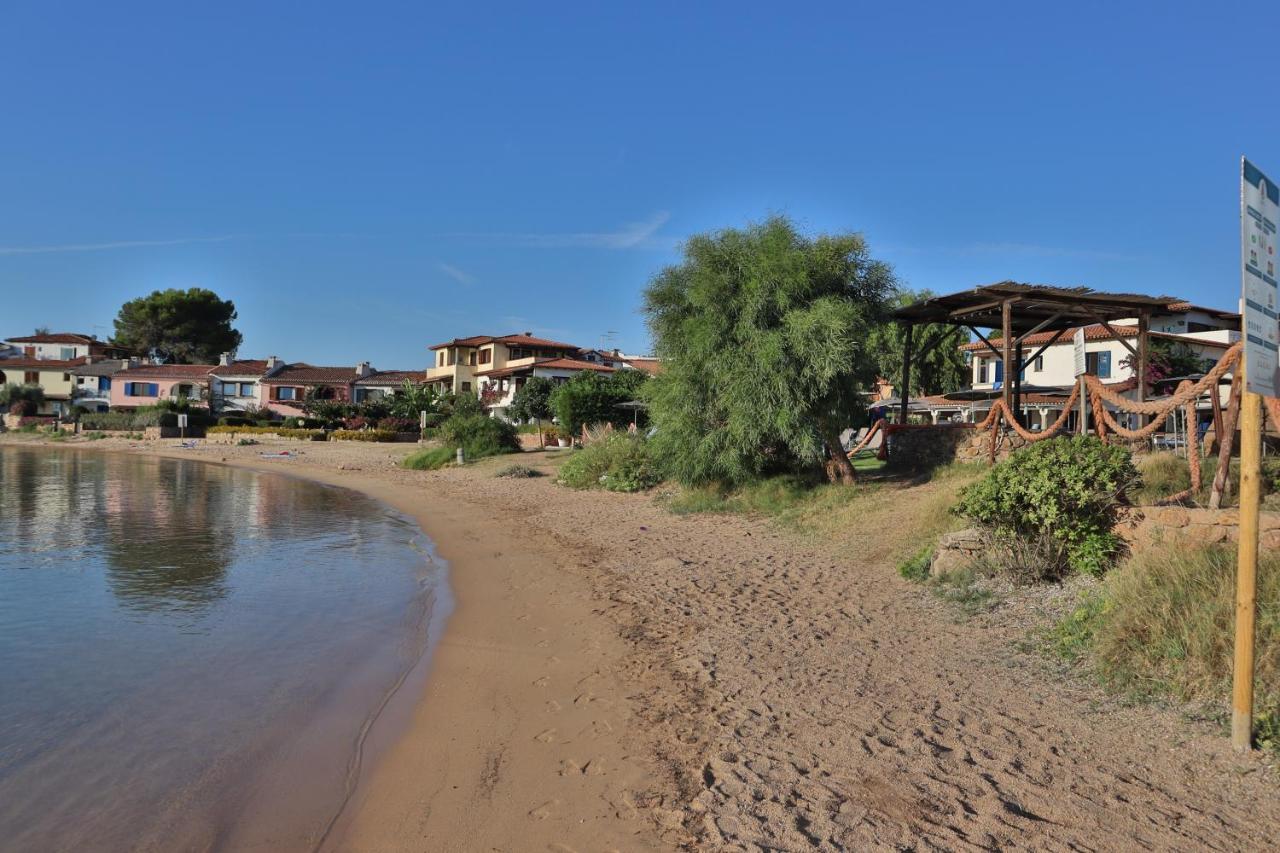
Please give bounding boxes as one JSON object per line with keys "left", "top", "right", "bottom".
{"left": 820, "top": 419, "right": 856, "bottom": 485}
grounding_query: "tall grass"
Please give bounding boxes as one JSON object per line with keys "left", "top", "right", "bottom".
{"left": 1051, "top": 544, "right": 1280, "bottom": 738}
{"left": 401, "top": 446, "right": 456, "bottom": 470}
{"left": 1132, "top": 451, "right": 1280, "bottom": 507}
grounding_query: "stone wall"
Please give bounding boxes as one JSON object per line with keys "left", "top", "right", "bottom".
{"left": 1116, "top": 506, "right": 1280, "bottom": 549}
{"left": 886, "top": 425, "right": 1027, "bottom": 469}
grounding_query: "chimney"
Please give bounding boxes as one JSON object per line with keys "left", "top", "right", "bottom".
{"left": 85, "top": 354, "right": 95, "bottom": 365}
{"left": 356, "top": 361, "right": 372, "bottom": 377}
{"left": 266, "top": 355, "right": 280, "bottom": 371}
{"left": 219, "top": 352, "right": 231, "bottom": 367}
{"left": 128, "top": 356, "right": 140, "bottom": 367}
{"left": 524, "top": 331, "right": 533, "bottom": 337}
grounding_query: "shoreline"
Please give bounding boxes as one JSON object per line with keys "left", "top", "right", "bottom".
{"left": 1, "top": 436, "right": 671, "bottom": 851}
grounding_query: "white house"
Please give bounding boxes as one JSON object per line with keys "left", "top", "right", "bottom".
{"left": 208, "top": 355, "right": 285, "bottom": 413}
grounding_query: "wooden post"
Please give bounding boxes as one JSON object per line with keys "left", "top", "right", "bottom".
{"left": 1233, "top": 378, "right": 1263, "bottom": 752}
{"left": 1013, "top": 342, "right": 1024, "bottom": 427}
{"left": 1210, "top": 371, "right": 1243, "bottom": 509}
{"left": 1078, "top": 374, "right": 1087, "bottom": 435}
{"left": 1001, "top": 300, "right": 1013, "bottom": 416}
{"left": 900, "top": 323, "right": 914, "bottom": 425}
{"left": 1137, "top": 311, "right": 1150, "bottom": 431}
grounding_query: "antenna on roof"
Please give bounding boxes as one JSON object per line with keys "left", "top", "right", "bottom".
{"left": 599, "top": 330, "right": 618, "bottom": 351}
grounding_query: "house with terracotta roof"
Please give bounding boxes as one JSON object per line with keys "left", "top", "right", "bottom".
{"left": 260, "top": 362, "right": 367, "bottom": 417}
{"left": 0, "top": 357, "right": 88, "bottom": 416}
{"left": 109, "top": 362, "right": 216, "bottom": 409}
{"left": 425, "top": 332, "right": 631, "bottom": 418}
{"left": 208, "top": 354, "right": 287, "bottom": 413}
{"left": 2, "top": 332, "right": 130, "bottom": 362}
{"left": 353, "top": 369, "right": 427, "bottom": 404}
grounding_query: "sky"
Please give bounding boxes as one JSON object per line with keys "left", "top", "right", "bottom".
{"left": 1, "top": 2, "right": 1277, "bottom": 368}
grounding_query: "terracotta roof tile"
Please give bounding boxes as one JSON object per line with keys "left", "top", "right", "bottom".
{"left": 209, "top": 359, "right": 271, "bottom": 377}
{"left": 0, "top": 357, "right": 88, "bottom": 370}
{"left": 114, "top": 364, "right": 216, "bottom": 379}
{"left": 261, "top": 364, "right": 357, "bottom": 384}
{"left": 355, "top": 370, "right": 426, "bottom": 385}
{"left": 5, "top": 332, "right": 99, "bottom": 344}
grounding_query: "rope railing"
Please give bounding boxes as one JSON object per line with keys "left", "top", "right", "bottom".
{"left": 859, "top": 341, "right": 1246, "bottom": 504}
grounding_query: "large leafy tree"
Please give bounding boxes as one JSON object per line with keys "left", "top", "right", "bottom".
{"left": 867, "top": 289, "right": 968, "bottom": 397}
{"left": 643, "top": 216, "right": 895, "bottom": 486}
{"left": 508, "top": 376, "right": 556, "bottom": 444}
{"left": 549, "top": 370, "right": 646, "bottom": 436}
{"left": 112, "top": 288, "right": 242, "bottom": 364}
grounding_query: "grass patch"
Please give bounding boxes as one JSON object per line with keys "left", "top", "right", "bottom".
{"left": 85, "top": 431, "right": 107, "bottom": 441}
{"left": 928, "top": 567, "right": 1000, "bottom": 615}
{"left": 401, "top": 446, "right": 456, "bottom": 471}
{"left": 557, "top": 434, "right": 659, "bottom": 492}
{"left": 897, "top": 546, "right": 933, "bottom": 582}
{"left": 494, "top": 463, "right": 543, "bottom": 478}
{"left": 1048, "top": 543, "right": 1280, "bottom": 749}
{"left": 1132, "top": 452, "right": 1280, "bottom": 508}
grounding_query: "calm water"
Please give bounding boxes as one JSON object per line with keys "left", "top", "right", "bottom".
{"left": 0, "top": 447, "right": 446, "bottom": 852}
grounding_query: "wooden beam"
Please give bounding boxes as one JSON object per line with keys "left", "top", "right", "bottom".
{"left": 1081, "top": 306, "right": 1140, "bottom": 360}
{"left": 948, "top": 299, "right": 1006, "bottom": 320}
{"left": 900, "top": 322, "right": 914, "bottom": 424}
{"left": 914, "top": 325, "right": 963, "bottom": 365}
{"left": 1020, "top": 327, "right": 1069, "bottom": 373}
{"left": 965, "top": 325, "right": 1003, "bottom": 361}
{"left": 1012, "top": 312, "right": 1065, "bottom": 346}
{"left": 1001, "top": 300, "right": 1013, "bottom": 413}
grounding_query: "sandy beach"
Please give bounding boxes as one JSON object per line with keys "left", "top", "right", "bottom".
{"left": 5, "top": 433, "right": 1280, "bottom": 851}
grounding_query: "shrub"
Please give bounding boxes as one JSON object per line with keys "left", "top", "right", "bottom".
{"left": 9, "top": 399, "right": 36, "bottom": 416}
{"left": 401, "top": 446, "right": 456, "bottom": 470}
{"left": 558, "top": 433, "right": 660, "bottom": 492}
{"left": 377, "top": 416, "right": 417, "bottom": 433}
{"left": 343, "top": 415, "right": 373, "bottom": 430}
{"left": 440, "top": 413, "right": 520, "bottom": 460}
{"left": 330, "top": 429, "right": 397, "bottom": 442}
{"left": 954, "top": 436, "right": 1138, "bottom": 577}
{"left": 494, "top": 464, "right": 543, "bottom": 478}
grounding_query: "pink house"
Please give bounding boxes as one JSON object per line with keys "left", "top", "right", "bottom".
{"left": 110, "top": 364, "right": 215, "bottom": 409}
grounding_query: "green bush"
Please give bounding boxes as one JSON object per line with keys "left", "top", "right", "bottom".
{"left": 330, "top": 429, "right": 397, "bottom": 442}
{"left": 440, "top": 413, "right": 520, "bottom": 461}
{"left": 401, "top": 446, "right": 456, "bottom": 470}
{"left": 954, "top": 436, "right": 1138, "bottom": 577}
{"left": 80, "top": 412, "right": 139, "bottom": 431}
{"left": 558, "top": 433, "right": 660, "bottom": 492}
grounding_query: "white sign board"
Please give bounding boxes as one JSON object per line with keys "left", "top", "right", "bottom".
{"left": 1242, "top": 157, "right": 1279, "bottom": 397}
{"left": 1072, "top": 327, "right": 1087, "bottom": 377}
{"left": 177, "top": 414, "right": 189, "bottom": 429}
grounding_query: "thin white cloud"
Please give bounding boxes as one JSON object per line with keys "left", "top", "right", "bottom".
{"left": 451, "top": 211, "right": 672, "bottom": 250}
{"left": 0, "top": 234, "right": 243, "bottom": 256}
{"left": 437, "top": 262, "right": 476, "bottom": 285}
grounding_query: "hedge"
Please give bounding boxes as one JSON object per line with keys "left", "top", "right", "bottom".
{"left": 206, "top": 425, "right": 325, "bottom": 440}
{"left": 329, "top": 429, "right": 398, "bottom": 442}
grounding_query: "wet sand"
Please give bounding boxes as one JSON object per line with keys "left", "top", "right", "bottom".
{"left": 5, "top": 433, "right": 1280, "bottom": 851}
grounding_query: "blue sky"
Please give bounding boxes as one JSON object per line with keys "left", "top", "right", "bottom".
{"left": 1, "top": 2, "right": 1276, "bottom": 367}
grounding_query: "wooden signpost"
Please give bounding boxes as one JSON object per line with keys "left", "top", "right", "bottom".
{"left": 1234, "top": 157, "right": 1278, "bottom": 751}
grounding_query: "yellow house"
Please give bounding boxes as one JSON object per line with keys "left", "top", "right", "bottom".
{"left": 0, "top": 357, "right": 84, "bottom": 415}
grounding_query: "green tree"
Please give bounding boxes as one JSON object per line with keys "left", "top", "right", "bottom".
{"left": 0, "top": 383, "right": 44, "bottom": 414}
{"left": 111, "top": 288, "right": 243, "bottom": 364}
{"left": 508, "top": 376, "right": 555, "bottom": 444}
{"left": 389, "top": 381, "right": 441, "bottom": 420}
{"left": 643, "top": 216, "right": 895, "bottom": 486}
{"left": 867, "top": 289, "right": 968, "bottom": 398}
{"left": 549, "top": 370, "right": 648, "bottom": 437}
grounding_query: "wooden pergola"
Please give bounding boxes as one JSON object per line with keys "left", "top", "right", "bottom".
{"left": 892, "top": 282, "right": 1186, "bottom": 425}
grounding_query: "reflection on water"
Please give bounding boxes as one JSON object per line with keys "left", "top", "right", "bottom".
{"left": 0, "top": 448, "right": 441, "bottom": 852}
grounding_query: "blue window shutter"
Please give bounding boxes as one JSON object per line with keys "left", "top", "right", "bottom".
{"left": 994, "top": 360, "right": 1003, "bottom": 383}
{"left": 125, "top": 382, "right": 133, "bottom": 396}
{"left": 1098, "top": 352, "right": 1111, "bottom": 379}
{"left": 150, "top": 383, "right": 159, "bottom": 396}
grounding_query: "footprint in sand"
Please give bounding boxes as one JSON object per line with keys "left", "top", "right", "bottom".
{"left": 529, "top": 799, "right": 559, "bottom": 820}
{"left": 534, "top": 728, "right": 558, "bottom": 743}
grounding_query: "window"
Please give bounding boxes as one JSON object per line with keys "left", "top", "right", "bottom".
{"left": 277, "top": 387, "right": 296, "bottom": 401}
{"left": 447, "top": 349, "right": 456, "bottom": 366}
{"left": 977, "top": 360, "right": 988, "bottom": 384}
{"left": 63, "top": 373, "right": 71, "bottom": 382}
{"left": 1086, "top": 351, "right": 1112, "bottom": 379}
{"left": 437, "top": 351, "right": 445, "bottom": 367}
{"left": 240, "top": 382, "right": 253, "bottom": 396}
{"left": 467, "top": 351, "right": 477, "bottom": 366}
{"left": 479, "top": 348, "right": 492, "bottom": 365}
{"left": 100, "top": 377, "right": 111, "bottom": 391}
{"left": 24, "top": 371, "right": 38, "bottom": 383}
{"left": 125, "top": 382, "right": 158, "bottom": 397}
{"left": 461, "top": 381, "right": 472, "bottom": 392}
{"left": 60, "top": 347, "right": 75, "bottom": 360}
{"left": 1033, "top": 357, "right": 1044, "bottom": 372}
